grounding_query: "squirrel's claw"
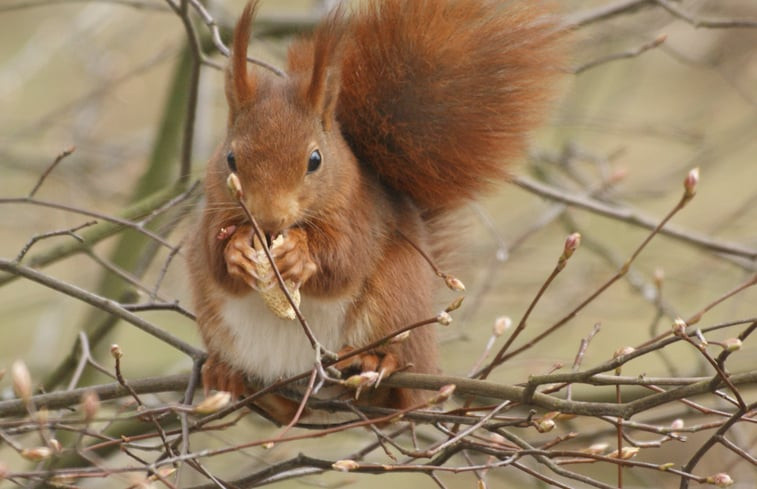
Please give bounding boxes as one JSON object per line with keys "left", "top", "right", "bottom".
{"left": 335, "top": 347, "right": 399, "bottom": 392}
{"left": 375, "top": 353, "right": 398, "bottom": 389}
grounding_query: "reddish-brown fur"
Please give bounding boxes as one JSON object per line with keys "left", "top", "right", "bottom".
{"left": 187, "top": 0, "right": 565, "bottom": 421}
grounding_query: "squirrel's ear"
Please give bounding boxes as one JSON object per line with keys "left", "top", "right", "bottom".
{"left": 311, "top": 68, "right": 341, "bottom": 130}
{"left": 226, "top": 0, "right": 259, "bottom": 116}
{"left": 304, "top": 11, "right": 344, "bottom": 129}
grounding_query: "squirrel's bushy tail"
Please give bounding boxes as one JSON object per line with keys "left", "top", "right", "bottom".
{"left": 335, "top": 0, "right": 566, "bottom": 212}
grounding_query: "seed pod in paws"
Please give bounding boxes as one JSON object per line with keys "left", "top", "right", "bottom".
{"left": 254, "top": 235, "right": 301, "bottom": 320}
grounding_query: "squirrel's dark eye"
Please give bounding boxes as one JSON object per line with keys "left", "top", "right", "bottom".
{"left": 226, "top": 151, "right": 237, "bottom": 173}
{"left": 307, "top": 149, "right": 322, "bottom": 174}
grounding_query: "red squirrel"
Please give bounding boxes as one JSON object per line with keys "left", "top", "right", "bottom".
{"left": 187, "top": 0, "right": 564, "bottom": 420}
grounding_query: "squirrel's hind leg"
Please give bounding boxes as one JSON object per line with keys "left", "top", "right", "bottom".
{"left": 338, "top": 233, "right": 439, "bottom": 410}
{"left": 201, "top": 353, "right": 303, "bottom": 426}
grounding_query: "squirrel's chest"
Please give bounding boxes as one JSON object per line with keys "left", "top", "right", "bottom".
{"left": 217, "top": 292, "right": 353, "bottom": 384}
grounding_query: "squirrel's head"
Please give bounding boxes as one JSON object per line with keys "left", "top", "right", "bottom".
{"left": 218, "top": 0, "right": 351, "bottom": 237}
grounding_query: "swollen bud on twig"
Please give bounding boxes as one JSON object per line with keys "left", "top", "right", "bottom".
{"left": 436, "top": 311, "right": 453, "bottom": 326}
{"left": 705, "top": 473, "right": 734, "bottom": 487}
{"left": 608, "top": 167, "right": 628, "bottom": 185}
{"left": 608, "top": 446, "right": 639, "bottom": 460}
{"left": 21, "top": 447, "right": 53, "bottom": 461}
{"left": 562, "top": 233, "right": 581, "bottom": 260}
{"left": 493, "top": 316, "right": 512, "bottom": 337}
{"left": 110, "top": 344, "right": 123, "bottom": 360}
{"left": 582, "top": 442, "right": 608, "bottom": 455}
{"left": 11, "top": 360, "right": 32, "bottom": 404}
{"left": 35, "top": 408, "right": 48, "bottom": 425}
{"left": 343, "top": 371, "right": 379, "bottom": 399}
{"left": 613, "top": 346, "right": 635, "bottom": 374}
{"left": 48, "top": 439, "right": 62, "bottom": 453}
{"left": 653, "top": 267, "right": 665, "bottom": 289}
{"left": 535, "top": 411, "right": 559, "bottom": 433}
{"left": 672, "top": 318, "right": 688, "bottom": 337}
{"left": 332, "top": 459, "right": 360, "bottom": 472}
{"left": 683, "top": 167, "right": 699, "bottom": 202}
{"left": 613, "top": 346, "right": 635, "bottom": 358}
{"left": 720, "top": 338, "right": 742, "bottom": 352}
{"left": 226, "top": 172, "right": 243, "bottom": 200}
{"left": 195, "top": 391, "right": 232, "bottom": 414}
{"left": 444, "top": 275, "right": 466, "bottom": 292}
{"left": 445, "top": 296, "right": 465, "bottom": 313}
{"left": 536, "top": 418, "right": 555, "bottom": 433}
{"left": 389, "top": 330, "right": 411, "bottom": 344}
{"left": 343, "top": 371, "right": 379, "bottom": 389}
{"left": 430, "top": 384, "right": 456, "bottom": 405}
{"left": 81, "top": 390, "right": 100, "bottom": 422}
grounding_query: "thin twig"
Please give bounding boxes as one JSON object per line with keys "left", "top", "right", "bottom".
{"left": 511, "top": 175, "right": 757, "bottom": 260}
{"left": 28, "top": 146, "right": 75, "bottom": 197}
{"left": 574, "top": 34, "right": 667, "bottom": 74}
{"left": 655, "top": 0, "right": 757, "bottom": 29}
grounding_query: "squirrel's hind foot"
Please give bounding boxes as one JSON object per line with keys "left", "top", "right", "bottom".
{"left": 335, "top": 346, "right": 400, "bottom": 389}
{"left": 201, "top": 353, "right": 249, "bottom": 399}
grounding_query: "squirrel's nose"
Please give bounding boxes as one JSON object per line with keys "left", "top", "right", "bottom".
{"left": 257, "top": 216, "right": 286, "bottom": 238}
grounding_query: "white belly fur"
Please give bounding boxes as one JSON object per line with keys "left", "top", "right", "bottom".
{"left": 218, "top": 291, "right": 350, "bottom": 384}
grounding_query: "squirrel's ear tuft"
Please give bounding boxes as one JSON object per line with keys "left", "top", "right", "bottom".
{"left": 305, "top": 9, "right": 345, "bottom": 128}
{"left": 226, "top": 0, "right": 259, "bottom": 115}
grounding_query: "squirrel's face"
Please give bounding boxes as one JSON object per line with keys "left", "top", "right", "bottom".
{"left": 221, "top": 78, "right": 354, "bottom": 238}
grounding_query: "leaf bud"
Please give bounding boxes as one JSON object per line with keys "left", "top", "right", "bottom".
{"left": 194, "top": 391, "right": 232, "bottom": 414}
{"left": 493, "top": 316, "right": 512, "bottom": 336}
{"left": 81, "top": 390, "right": 100, "bottom": 422}
{"left": 706, "top": 473, "right": 734, "bottom": 487}
{"left": 721, "top": 338, "right": 742, "bottom": 352}
{"left": 226, "top": 172, "right": 243, "bottom": 199}
{"left": 21, "top": 447, "right": 53, "bottom": 461}
{"left": 613, "top": 346, "right": 635, "bottom": 358}
{"left": 436, "top": 311, "right": 453, "bottom": 326}
{"left": 444, "top": 275, "right": 466, "bottom": 292}
{"left": 11, "top": 360, "right": 32, "bottom": 404}
{"left": 683, "top": 167, "right": 699, "bottom": 201}
{"left": 562, "top": 232, "right": 581, "bottom": 260}
{"left": 389, "top": 330, "right": 411, "bottom": 344}
{"left": 672, "top": 318, "right": 687, "bottom": 337}
{"left": 430, "top": 384, "right": 456, "bottom": 404}
{"left": 582, "top": 442, "right": 608, "bottom": 455}
{"left": 342, "top": 371, "right": 379, "bottom": 390}
{"left": 48, "top": 439, "right": 62, "bottom": 453}
{"left": 608, "top": 446, "right": 639, "bottom": 460}
{"left": 536, "top": 418, "right": 555, "bottom": 433}
{"left": 445, "top": 296, "right": 465, "bottom": 313}
{"left": 332, "top": 459, "right": 359, "bottom": 472}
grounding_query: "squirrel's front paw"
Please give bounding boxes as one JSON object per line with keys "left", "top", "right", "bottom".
{"left": 224, "top": 224, "right": 263, "bottom": 290}
{"left": 271, "top": 228, "right": 317, "bottom": 287}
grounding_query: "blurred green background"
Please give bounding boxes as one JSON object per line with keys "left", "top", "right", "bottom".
{"left": 1, "top": 0, "right": 756, "bottom": 487}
